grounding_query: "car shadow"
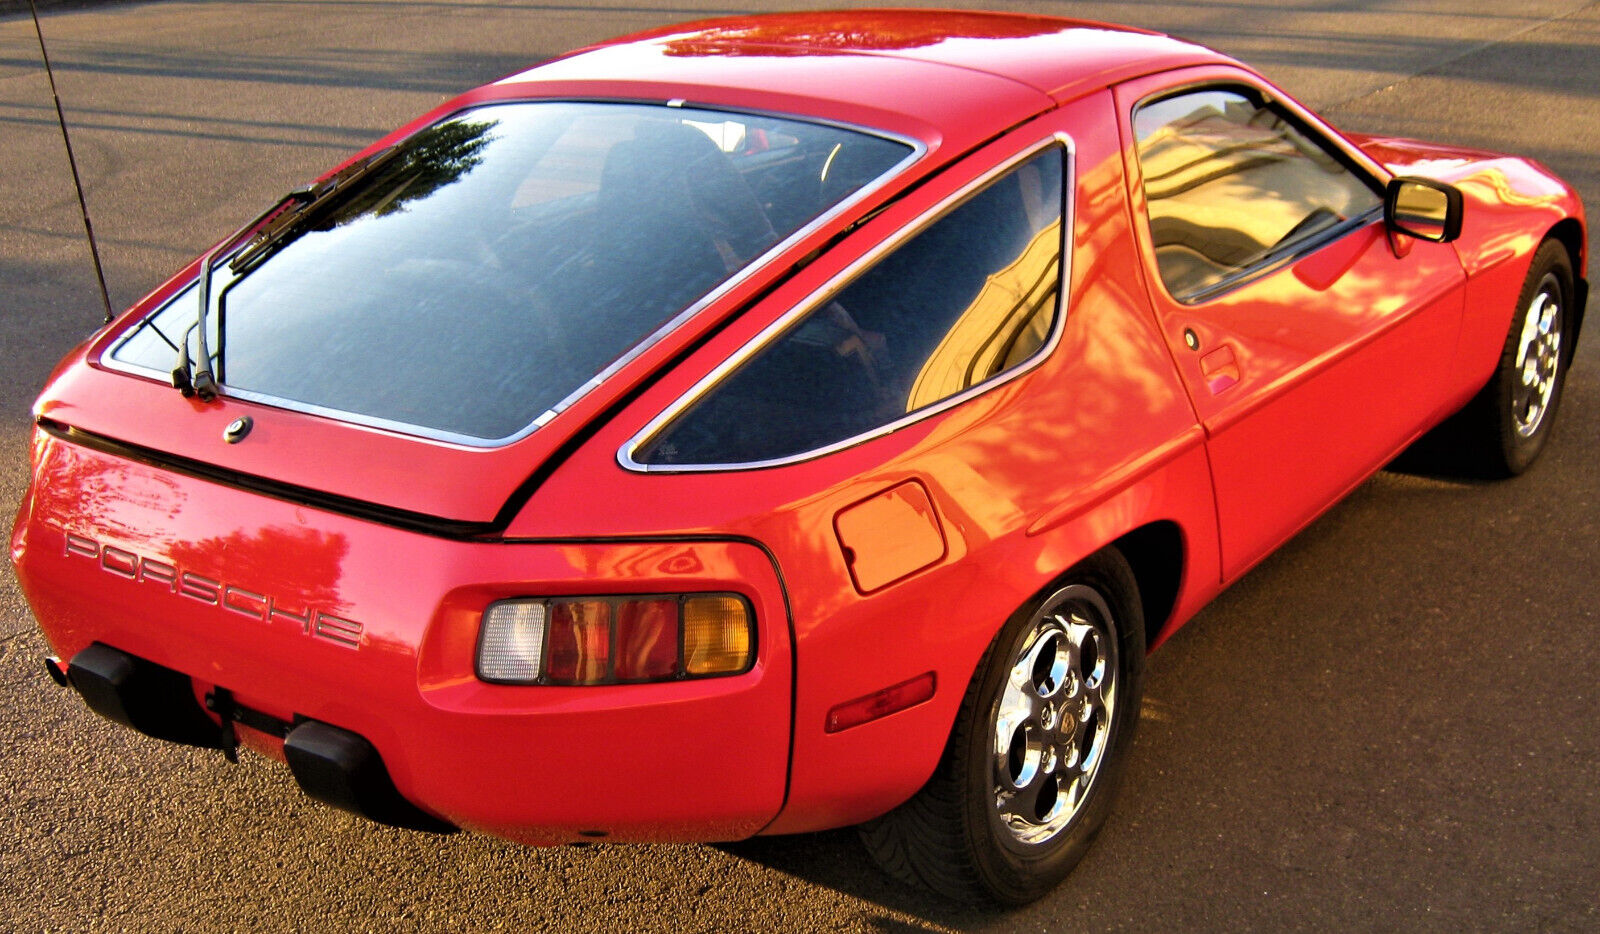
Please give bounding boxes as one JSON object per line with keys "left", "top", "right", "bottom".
{"left": 715, "top": 829, "right": 998, "bottom": 929}
{"left": 1382, "top": 409, "right": 1499, "bottom": 482}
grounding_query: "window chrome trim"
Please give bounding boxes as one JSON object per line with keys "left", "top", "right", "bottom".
{"left": 619, "top": 132, "right": 1076, "bottom": 474}
{"left": 1132, "top": 79, "right": 1390, "bottom": 194}
{"left": 99, "top": 99, "right": 927, "bottom": 449}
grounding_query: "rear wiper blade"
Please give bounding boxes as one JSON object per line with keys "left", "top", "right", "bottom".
{"left": 171, "top": 148, "right": 398, "bottom": 401}
{"left": 229, "top": 146, "right": 400, "bottom": 276}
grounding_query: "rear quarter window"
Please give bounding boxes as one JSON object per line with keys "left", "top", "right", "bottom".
{"left": 633, "top": 144, "right": 1066, "bottom": 469}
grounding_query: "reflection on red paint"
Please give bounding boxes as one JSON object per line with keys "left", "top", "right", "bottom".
{"left": 659, "top": 11, "right": 1067, "bottom": 57}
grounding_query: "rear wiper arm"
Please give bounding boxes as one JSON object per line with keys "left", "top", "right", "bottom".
{"left": 171, "top": 148, "right": 397, "bottom": 402}
{"left": 171, "top": 190, "right": 309, "bottom": 400}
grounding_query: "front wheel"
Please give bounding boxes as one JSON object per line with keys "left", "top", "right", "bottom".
{"left": 860, "top": 549, "right": 1145, "bottom": 905}
{"left": 1466, "top": 240, "right": 1575, "bottom": 476}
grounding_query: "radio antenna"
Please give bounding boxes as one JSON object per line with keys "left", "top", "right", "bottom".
{"left": 28, "top": 0, "right": 114, "bottom": 324}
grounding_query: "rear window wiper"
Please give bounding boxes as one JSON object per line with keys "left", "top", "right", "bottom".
{"left": 229, "top": 146, "right": 401, "bottom": 277}
{"left": 172, "top": 147, "right": 399, "bottom": 401}
{"left": 170, "top": 191, "right": 307, "bottom": 400}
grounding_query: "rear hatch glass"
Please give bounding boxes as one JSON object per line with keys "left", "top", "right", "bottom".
{"left": 107, "top": 101, "right": 914, "bottom": 444}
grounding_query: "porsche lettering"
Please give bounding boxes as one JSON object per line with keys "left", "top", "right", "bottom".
{"left": 57, "top": 528, "right": 362, "bottom": 648}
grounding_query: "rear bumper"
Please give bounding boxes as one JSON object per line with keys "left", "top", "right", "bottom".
{"left": 56, "top": 643, "right": 454, "bottom": 833}
{"left": 12, "top": 430, "right": 793, "bottom": 844}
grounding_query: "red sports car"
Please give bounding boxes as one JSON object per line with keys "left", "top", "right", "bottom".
{"left": 11, "top": 10, "right": 1586, "bottom": 904}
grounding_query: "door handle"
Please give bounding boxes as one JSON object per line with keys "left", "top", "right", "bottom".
{"left": 1200, "top": 344, "right": 1240, "bottom": 394}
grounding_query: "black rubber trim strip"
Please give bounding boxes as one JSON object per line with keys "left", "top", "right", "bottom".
{"left": 1172, "top": 208, "right": 1385, "bottom": 305}
{"left": 37, "top": 418, "right": 498, "bottom": 540}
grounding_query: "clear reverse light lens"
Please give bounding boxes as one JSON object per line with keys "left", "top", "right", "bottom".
{"left": 478, "top": 601, "right": 547, "bottom": 683}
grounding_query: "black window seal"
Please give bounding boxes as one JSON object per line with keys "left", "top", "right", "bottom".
{"left": 36, "top": 417, "right": 499, "bottom": 540}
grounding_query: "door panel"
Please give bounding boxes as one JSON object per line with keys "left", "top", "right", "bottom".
{"left": 1115, "top": 71, "right": 1468, "bottom": 579}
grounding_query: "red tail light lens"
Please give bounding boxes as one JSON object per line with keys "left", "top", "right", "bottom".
{"left": 476, "top": 593, "right": 753, "bottom": 685}
{"left": 615, "top": 599, "right": 679, "bottom": 681}
{"left": 544, "top": 600, "right": 612, "bottom": 685}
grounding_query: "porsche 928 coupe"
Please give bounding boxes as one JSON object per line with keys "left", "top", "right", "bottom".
{"left": 12, "top": 10, "right": 1586, "bottom": 904}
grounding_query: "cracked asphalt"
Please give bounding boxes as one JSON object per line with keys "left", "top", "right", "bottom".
{"left": 2, "top": 1, "right": 1597, "bottom": 930}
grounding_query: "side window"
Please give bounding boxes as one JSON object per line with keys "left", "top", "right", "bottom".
{"left": 635, "top": 146, "right": 1065, "bottom": 468}
{"left": 1133, "top": 88, "right": 1381, "bottom": 300}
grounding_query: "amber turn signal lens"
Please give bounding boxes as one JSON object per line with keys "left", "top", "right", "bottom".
{"left": 683, "top": 595, "right": 753, "bottom": 676}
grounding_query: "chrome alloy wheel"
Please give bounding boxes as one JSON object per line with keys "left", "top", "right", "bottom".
{"left": 989, "top": 585, "right": 1118, "bottom": 849}
{"left": 1513, "top": 274, "right": 1563, "bottom": 438}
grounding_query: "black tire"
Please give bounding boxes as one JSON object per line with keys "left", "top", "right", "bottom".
{"left": 1463, "top": 240, "right": 1575, "bottom": 477}
{"left": 859, "top": 548, "right": 1145, "bottom": 906}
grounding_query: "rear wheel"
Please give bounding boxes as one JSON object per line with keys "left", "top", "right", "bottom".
{"left": 1466, "top": 240, "right": 1574, "bottom": 476}
{"left": 860, "top": 549, "right": 1145, "bottom": 905}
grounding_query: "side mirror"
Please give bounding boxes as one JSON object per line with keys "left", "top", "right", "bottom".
{"left": 1384, "top": 176, "right": 1463, "bottom": 243}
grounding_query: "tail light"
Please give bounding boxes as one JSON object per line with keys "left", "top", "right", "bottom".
{"left": 476, "top": 594, "right": 754, "bottom": 685}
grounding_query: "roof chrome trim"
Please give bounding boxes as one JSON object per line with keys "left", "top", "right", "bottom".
{"left": 619, "top": 131, "right": 1076, "bottom": 474}
{"left": 99, "top": 99, "right": 927, "bottom": 450}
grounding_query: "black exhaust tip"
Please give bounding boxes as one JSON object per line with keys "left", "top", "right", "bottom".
{"left": 283, "top": 720, "right": 456, "bottom": 834}
{"left": 44, "top": 656, "right": 68, "bottom": 687}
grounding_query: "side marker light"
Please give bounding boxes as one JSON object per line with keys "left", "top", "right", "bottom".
{"left": 825, "top": 672, "right": 937, "bottom": 733}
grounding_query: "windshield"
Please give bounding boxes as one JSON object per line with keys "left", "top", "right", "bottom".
{"left": 109, "top": 101, "right": 916, "bottom": 443}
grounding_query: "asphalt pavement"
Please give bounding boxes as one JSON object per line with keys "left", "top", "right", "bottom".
{"left": 2, "top": 1, "right": 1597, "bottom": 930}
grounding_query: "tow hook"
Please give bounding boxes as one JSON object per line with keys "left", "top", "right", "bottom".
{"left": 202, "top": 686, "right": 296, "bottom": 765}
{"left": 204, "top": 687, "right": 242, "bottom": 764}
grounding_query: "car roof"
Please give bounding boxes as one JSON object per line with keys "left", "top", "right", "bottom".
{"left": 495, "top": 10, "right": 1234, "bottom": 148}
